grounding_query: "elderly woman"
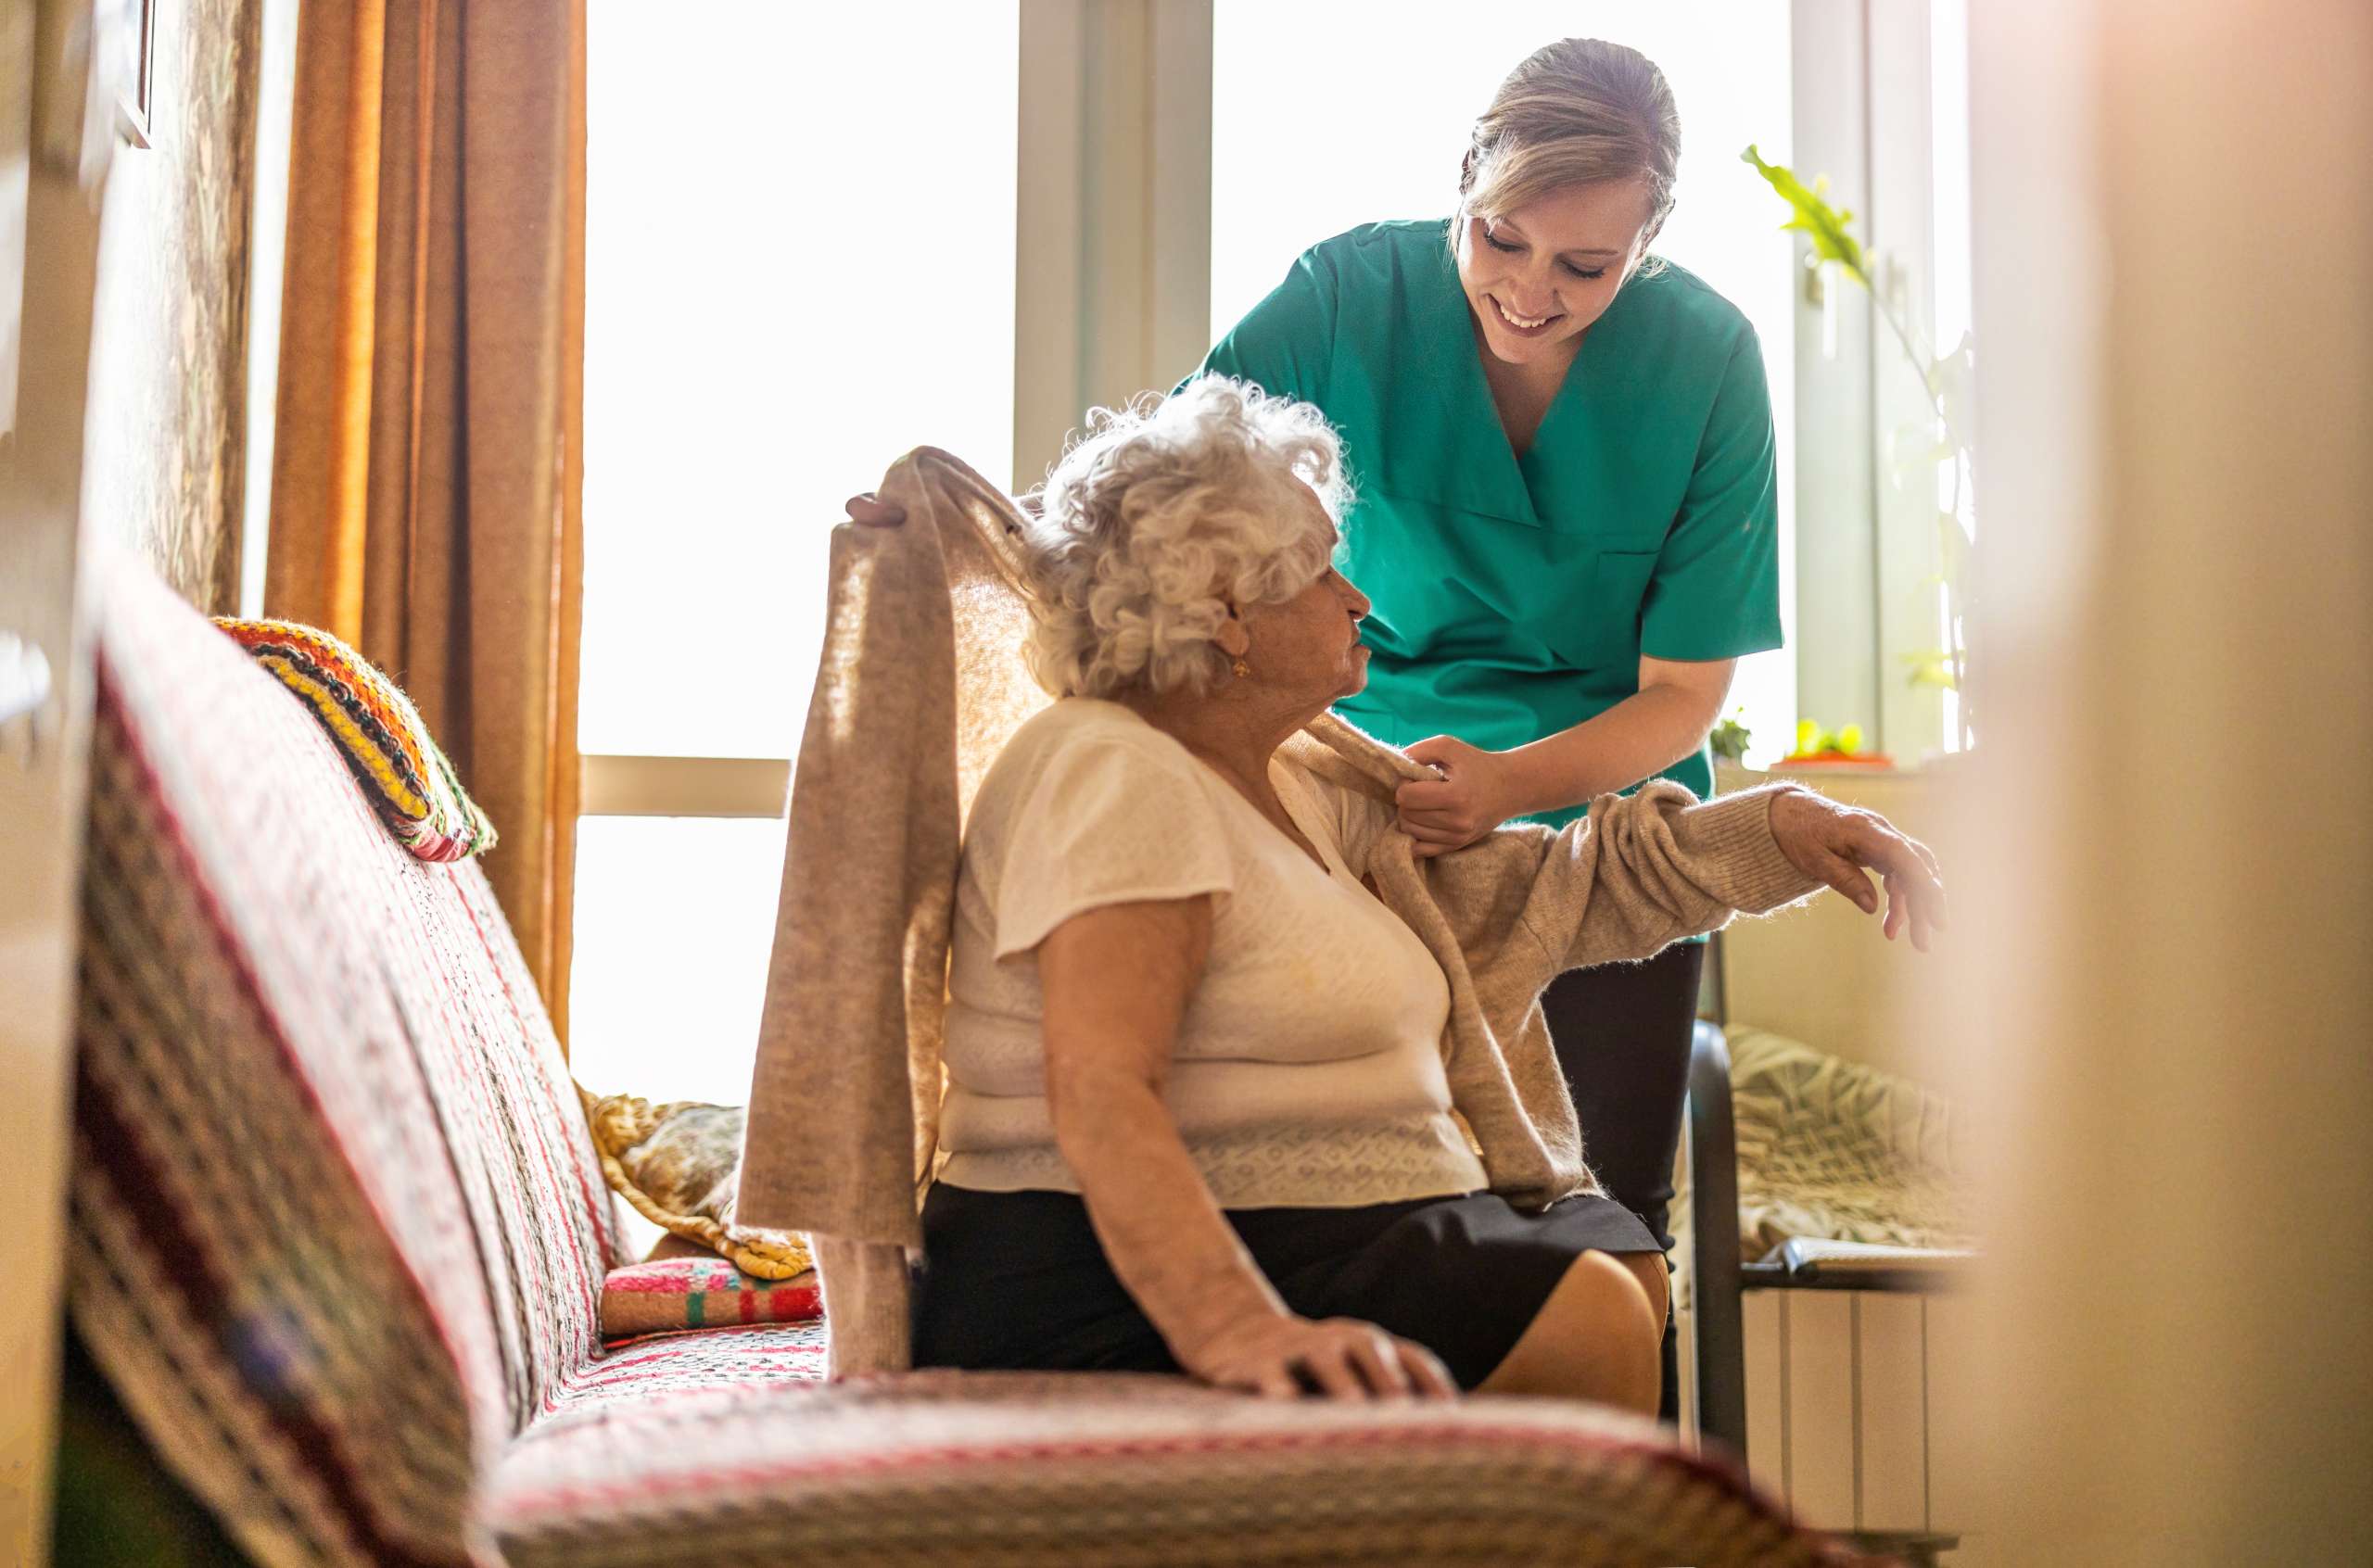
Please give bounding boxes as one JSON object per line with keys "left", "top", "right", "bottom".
{"left": 906, "top": 376, "right": 1943, "bottom": 1410}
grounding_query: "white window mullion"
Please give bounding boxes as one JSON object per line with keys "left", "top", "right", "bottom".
{"left": 1789, "top": 0, "right": 1884, "bottom": 749}
{"left": 1869, "top": 0, "right": 1949, "bottom": 761}
{"left": 1013, "top": 0, "right": 1213, "bottom": 492}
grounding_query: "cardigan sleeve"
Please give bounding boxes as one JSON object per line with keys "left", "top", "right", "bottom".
{"left": 1517, "top": 782, "right": 1822, "bottom": 970}
{"left": 1282, "top": 754, "right": 1821, "bottom": 973}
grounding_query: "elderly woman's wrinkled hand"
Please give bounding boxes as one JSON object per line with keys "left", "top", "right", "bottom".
{"left": 844, "top": 492, "right": 906, "bottom": 527}
{"left": 1394, "top": 735, "right": 1525, "bottom": 858}
{"left": 1183, "top": 1308, "right": 1459, "bottom": 1401}
{"left": 1767, "top": 788, "right": 1948, "bottom": 951}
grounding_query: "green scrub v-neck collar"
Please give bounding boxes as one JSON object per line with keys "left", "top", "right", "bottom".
{"left": 1410, "top": 237, "right": 1602, "bottom": 531}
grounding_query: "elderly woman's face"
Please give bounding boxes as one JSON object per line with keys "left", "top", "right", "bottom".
{"left": 1240, "top": 486, "right": 1373, "bottom": 705}
{"left": 1457, "top": 177, "right": 1655, "bottom": 369}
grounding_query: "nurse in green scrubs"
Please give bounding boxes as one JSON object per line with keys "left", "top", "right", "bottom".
{"left": 1190, "top": 37, "right": 1781, "bottom": 1418}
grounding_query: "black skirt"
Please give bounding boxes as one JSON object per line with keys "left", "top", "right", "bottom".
{"left": 909, "top": 1182, "right": 1660, "bottom": 1392}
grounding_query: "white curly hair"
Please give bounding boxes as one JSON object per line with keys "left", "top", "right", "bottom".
{"left": 1021, "top": 375, "right": 1352, "bottom": 700}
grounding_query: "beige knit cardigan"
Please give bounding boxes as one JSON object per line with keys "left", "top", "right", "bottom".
{"left": 735, "top": 448, "right": 1822, "bottom": 1376}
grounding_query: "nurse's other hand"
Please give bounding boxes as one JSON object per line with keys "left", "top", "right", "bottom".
{"left": 844, "top": 492, "right": 905, "bottom": 526}
{"left": 1396, "top": 736, "right": 1521, "bottom": 858}
{"left": 1767, "top": 787, "right": 1949, "bottom": 952}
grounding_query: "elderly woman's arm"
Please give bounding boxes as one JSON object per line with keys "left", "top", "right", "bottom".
{"left": 1311, "top": 765, "right": 1943, "bottom": 969}
{"left": 1521, "top": 783, "right": 1948, "bottom": 966}
{"left": 1036, "top": 894, "right": 1456, "bottom": 1400}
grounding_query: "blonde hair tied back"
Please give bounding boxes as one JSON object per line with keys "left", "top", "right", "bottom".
{"left": 1456, "top": 37, "right": 1681, "bottom": 274}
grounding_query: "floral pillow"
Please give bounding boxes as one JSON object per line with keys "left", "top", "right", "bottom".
{"left": 577, "top": 1090, "right": 810, "bottom": 1280}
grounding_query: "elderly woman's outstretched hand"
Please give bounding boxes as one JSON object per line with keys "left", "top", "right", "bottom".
{"left": 1184, "top": 1309, "right": 1459, "bottom": 1401}
{"left": 1768, "top": 788, "right": 1948, "bottom": 951}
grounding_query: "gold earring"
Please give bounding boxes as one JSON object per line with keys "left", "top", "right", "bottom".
{"left": 1232, "top": 657, "right": 1251, "bottom": 679}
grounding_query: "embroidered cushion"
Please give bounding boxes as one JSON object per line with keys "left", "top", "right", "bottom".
{"left": 601, "top": 1257, "right": 821, "bottom": 1342}
{"left": 212, "top": 616, "right": 498, "bottom": 861}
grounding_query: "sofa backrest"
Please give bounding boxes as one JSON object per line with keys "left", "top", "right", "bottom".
{"left": 67, "top": 556, "right": 619, "bottom": 1567}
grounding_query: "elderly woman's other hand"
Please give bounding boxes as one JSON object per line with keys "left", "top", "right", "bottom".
{"left": 844, "top": 492, "right": 905, "bottom": 526}
{"left": 1183, "top": 1309, "right": 1458, "bottom": 1401}
{"left": 1395, "top": 735, "right": 1526, "bottom": 857}
{"left": 1768, "top": 788, "right": 1948, "bottom": 951}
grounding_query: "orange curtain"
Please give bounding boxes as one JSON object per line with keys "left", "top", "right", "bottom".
{"left": 267, "top": 0, "right": 588, "bottom": 1044}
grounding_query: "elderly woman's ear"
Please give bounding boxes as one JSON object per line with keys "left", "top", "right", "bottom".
{"left": 1215, "top": 609, "right": 1250, "bottom": 660}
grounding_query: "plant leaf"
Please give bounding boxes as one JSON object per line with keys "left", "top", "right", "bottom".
{"left": 1936, "top": 510, "right": 1973, "bottom": 582}
{"left": 1927, "top": 330, "right": 1976, "bottom": 451}
{"left": 1743, "top": 145, "right": 1868, "bottom": 281}
{"left": 1890, "top": 420, "right": 1955, "bottom": 487}
{"left": 1899, "top": 649, "right": 1961, "bottom": 690}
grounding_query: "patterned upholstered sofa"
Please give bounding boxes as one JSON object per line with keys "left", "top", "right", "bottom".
{"left": 63, "top": 557, "right": 1872, "bottom": 1567}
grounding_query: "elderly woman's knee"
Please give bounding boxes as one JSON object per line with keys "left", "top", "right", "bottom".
{"left": 1478, "top": 1248, "right": 1663, "bottom": 1403}
{"left": 1611, "top": 1249, "right": 1669, "bottom": 1331}
{"left": 1565, "top": 1249, "right": 1664, "bottom": 1345}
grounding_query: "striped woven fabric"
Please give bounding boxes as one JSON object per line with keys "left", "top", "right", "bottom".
{"left": 72, "top": 558, "right": 1876, "bottom": 1568}
{"left": 74, "top": 563, "right": 617, "bottom": 1566}
{"left": 212, "top": 616, "right": 497, "bottom": 862}
{"left": 490, "top": 1359, "right": 1879, "bottom": 1568}
{"left": 602, "top": 1257, "right": 822, "bottom": 1341}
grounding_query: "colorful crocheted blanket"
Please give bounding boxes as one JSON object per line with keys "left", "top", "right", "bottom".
{"left": 213, "top": 617, "right": 498, "bottom": 862}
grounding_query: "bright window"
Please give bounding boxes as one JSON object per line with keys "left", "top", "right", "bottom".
{"left": 1210, "top": 2, "right": 1796, "bottom": 766}
{"left": 573, "top": 1, "right": 1019, "bottom": 1104}
{"left": 568, "top": 816, "right": 790, "bottom": 1106}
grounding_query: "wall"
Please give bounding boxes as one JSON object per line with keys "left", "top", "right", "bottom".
{"left": 1940, "top": 0, "right": 2373, "bottom": 1562}
{"left": 82, "top": 0, "right": 262, "bottom": 614}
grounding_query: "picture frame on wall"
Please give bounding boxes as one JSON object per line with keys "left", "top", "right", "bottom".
{"left": 115, "top": 0, "right": 156, "bottom": 148}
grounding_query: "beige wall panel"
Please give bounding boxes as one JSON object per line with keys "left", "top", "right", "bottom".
{"left": 1782, "top": 1292, "right": 1857, "bottom": 1529}
{"left": 1854, "top": 1293, "right": 1929, "bottom": 1531}
{"left": 1717, "top": 762, "right": 1961, "bottom": 1083}
{"left": 83, "top": 0, "right": 263, "bottom": 613}
{"left": 1943, "top": 0, "right": 2373, "bottom": 1561}
{"left": 1742, "top": 1288, "right": 1787, "bottom": 1500}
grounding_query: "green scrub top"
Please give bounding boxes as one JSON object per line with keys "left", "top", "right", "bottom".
{"left": 1192, "top": 220, "right": 1783, "bottom": 828}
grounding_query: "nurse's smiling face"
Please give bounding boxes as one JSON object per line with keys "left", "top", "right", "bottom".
{"left": 1457, "top": 176, "right": 1658, "bottom": 368}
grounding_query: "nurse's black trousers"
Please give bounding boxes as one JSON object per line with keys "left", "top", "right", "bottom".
{"left": 1541, "top": 940, "right": 1706, "bottom": 1425}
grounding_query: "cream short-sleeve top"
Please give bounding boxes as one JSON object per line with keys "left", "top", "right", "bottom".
{"left": 936, "top": 699, "right": 1489, "bottom": 1208}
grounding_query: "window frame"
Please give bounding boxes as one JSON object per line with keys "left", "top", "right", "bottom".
{"left": 1791, "top": 0, "right": 1961, "bottom": 761}
{"left": 577, "top": 0, "right": 1962, "bottom": 813}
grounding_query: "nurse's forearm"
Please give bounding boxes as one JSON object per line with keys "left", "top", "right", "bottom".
{"left": 1502, "top": 681, "right": 1727, "bottom": 815}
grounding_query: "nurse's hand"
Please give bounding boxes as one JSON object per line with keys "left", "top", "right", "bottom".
{"left": 1767, "top": 788, "right": 1949, "bottom": 952}
{"left": 1396, "top": 736, "right": 1524, "bottom": 858}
